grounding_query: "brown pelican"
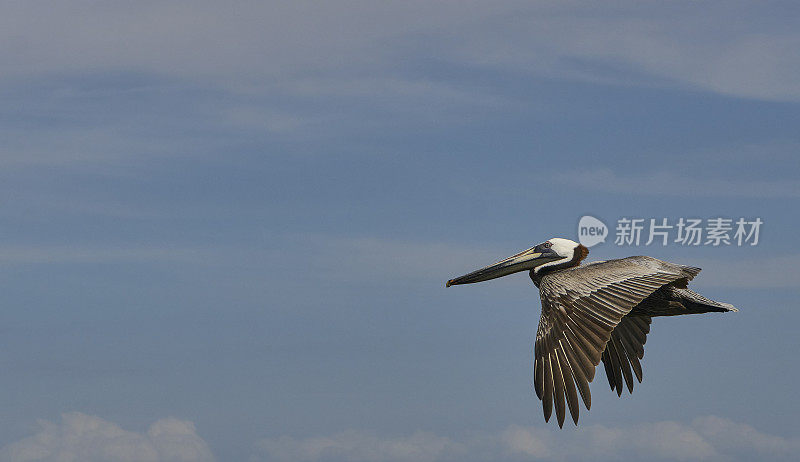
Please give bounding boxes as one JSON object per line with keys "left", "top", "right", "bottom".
{"left": 446, "top": 238, "right": 736, "bottom": 428}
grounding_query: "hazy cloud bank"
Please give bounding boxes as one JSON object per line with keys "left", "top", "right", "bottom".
{"left": 0, "top": 413, "right": 214, "bottom": 462}
{"left": 253, "top": 416, "right": 800, "bottom": 462}
{"left": 2, "top": 2, "right": 799, "bottom": 101}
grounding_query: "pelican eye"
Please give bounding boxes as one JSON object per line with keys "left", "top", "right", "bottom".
{"left": 542, "top": 242, "right": 552, "bottom": 249}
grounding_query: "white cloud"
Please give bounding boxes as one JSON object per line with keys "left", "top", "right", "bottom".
{"left": 251, "top": 417, "right": 800, "bottom": 462}
{"left": 0, "top": 413, "right": 215, "bottom": 462}
{"left": 500, "top": 425, "right": 552, "bottom": 459}
{"left": 566, "top": 421, "right": 716, "bottom": 461}
{"left": 255, "top": 430, "right": 466, "bottom": 462}
{"left": 691, "top": 416, "right": 800, "bottom": 458}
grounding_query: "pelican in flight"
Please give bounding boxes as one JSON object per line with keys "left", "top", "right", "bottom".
{"left": 447, "top": 238, "right": 736, "bottom": 428}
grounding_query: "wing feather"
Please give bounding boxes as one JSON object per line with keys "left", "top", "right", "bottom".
{"left": 614, "top": 334, "right": 635, "bottom": 393}
{"left": 604, "top": 336, "right": 624, "bottom": 396}
{"left": 551, "top": 342, "right": 567, "bottom": 428}
{"left": 542, "top": 343, "right": 554, "bottom": 422}
{"left": 556, "top": 342, "right": 580, "bottom": 425}
{"left": 560, "top": 325, "right": 592, "bottom": 409}
{"left": 534, "top": 341, "right": 544, "bottom": 399}
{"left": 562, "top": 321, "right": 596, "bottom": 382}
{"left": 601, "top": 316, "right": 652, "bottom": 393}
{"left": 617, "top": 323, "right": 644, "bottom": 380}
{"left": 534, "top": 256, "right": 694, "bottom": 425}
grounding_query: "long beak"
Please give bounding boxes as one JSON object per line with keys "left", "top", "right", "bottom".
{"left": 446, "top": 247, "right": 561, "bottom": 287}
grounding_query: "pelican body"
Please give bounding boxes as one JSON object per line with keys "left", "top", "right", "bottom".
{"left": 447, "top": 238, "right": 736, "bottom": 428}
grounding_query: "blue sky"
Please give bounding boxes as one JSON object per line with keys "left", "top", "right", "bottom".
{"left": 1, "top": 1, "right": 799, "bottom": 461}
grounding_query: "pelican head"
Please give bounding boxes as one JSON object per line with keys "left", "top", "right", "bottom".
{"left": 446, "top": 238, "right": 584, "bottom": 287}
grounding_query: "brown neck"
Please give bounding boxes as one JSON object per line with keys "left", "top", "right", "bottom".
{"left": 529, "top": 244, "right": 589, "bottom": 286}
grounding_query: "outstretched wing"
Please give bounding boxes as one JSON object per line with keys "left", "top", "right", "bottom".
{"left": 534, "top": 256, "right": 699, "bottom": 427}
{"left": 601, "top": 316, "right": 651, "bottom": 396}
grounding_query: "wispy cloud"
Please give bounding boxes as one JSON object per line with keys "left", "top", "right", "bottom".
{"left": 453, "top": 11, "right": 800, "bottom": 102}
{"left": 690, "top": 254, "right": 800, "bottom": 289}
{"left": 219, "top": 106, "right": 311, "bottom": 133}
{"left": 555, "top": 168, "right": 800, "bottom": 198}
{"left": 292, "top": 234, "right": 509, "bottom": 287}
{"left": 0, "top": 123, "right": 211, "bottom": 172}
{"left": 252, "top": 416, "right": 800, "bottom": 462}
{"left": 0, "top": 245, "right": 197, "bottom": 265}
{"left": 1, "top": 2, "right": 798, "bottom": 101}
{"left": 282, "top": 77, "right": 507, "bottom": 107}
{"left": 0, "top": 413, "right": 214, "bottom": 462}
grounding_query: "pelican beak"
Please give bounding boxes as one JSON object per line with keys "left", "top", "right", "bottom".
{"left": 446, "top": 246, "right": 561, "bottom": 287}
